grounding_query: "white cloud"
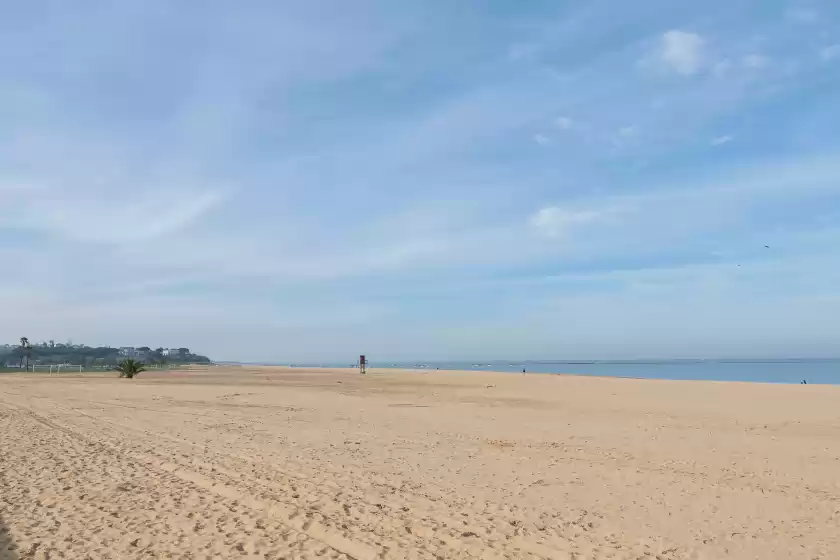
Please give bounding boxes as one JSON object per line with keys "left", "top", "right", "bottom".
{"left": 611, "top": 125, "right": 640, "bottom": 148}
{"left": 554, "top": 116, "right": 574, "bottom": 130}
{"left": 711, "top": 135, "right": 733, "bottom": 146}
{"left": 712, "top": 59, "right": 733, "bottom": 77}
{"left": 529, "top": 206, "right": 601, "bottom": 238}
{"left": 821, "top": 44, "right": 840, "bottom": 62}
{"left": 533, "top": 133, "right": 551, "bottom": 146}
{"left": 743, "top": 54, "right": 770, "bottom": 69}
{"left": 661, "top": 30, "right": 705, "bottom": 75}
{"left": 618, "top": 126, "right": 637, "bottom": 137}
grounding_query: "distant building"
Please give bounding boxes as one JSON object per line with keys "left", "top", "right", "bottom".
{"left": 118, "top": 347, "right": 137, "bottom": 357}
{"left": 162, "top": 349, "right": 170, "bottom": 356}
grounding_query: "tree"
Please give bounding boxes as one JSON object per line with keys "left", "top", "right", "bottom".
{"left": 116, "top": 358, "right": 145, "bottom": 379}
{"left": 19, "top": 337, "right": 31, "bottom": 370}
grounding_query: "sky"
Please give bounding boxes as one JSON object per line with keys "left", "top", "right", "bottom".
{"left": 2, "top": 0, "right": 840, "bottom": 362}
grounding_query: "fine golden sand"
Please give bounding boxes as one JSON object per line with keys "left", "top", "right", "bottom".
{"left": 1, "top": 366, "right": 839, "bottom": 559}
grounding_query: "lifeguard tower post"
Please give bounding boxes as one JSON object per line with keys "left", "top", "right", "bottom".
{"left": 359, "top": 355, "right": 367, "bottom": 375}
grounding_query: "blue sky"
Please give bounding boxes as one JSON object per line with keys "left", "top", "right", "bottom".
{"left": 2, "top": 1, "right": 840, "bottom": 361}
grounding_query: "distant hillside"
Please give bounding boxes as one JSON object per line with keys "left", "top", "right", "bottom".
{"left": 0, "top": 342, "right": 211, "bottom": 368}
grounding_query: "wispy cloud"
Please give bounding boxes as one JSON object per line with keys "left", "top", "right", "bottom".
{"left": 1, "top": 1, "right": 840, "bottom": 360}
{"left": 743, "top": 54, "right": 770, "bottom": 69}
{"left": 533, "top": 133, "right": 551, "bottom": 146}
{"left": 661, "top": 30, "right": 705, "bottom": 75}
{"left": 3, "top": 187, "right": 226, "bottom": 245}
{"left": 554, "top": 116, "right": 574, "bottom": 130}
{"left": 618, "top": 126, "right": 637, "bottom": 137}
{"left": 712, "top": 59, "right": 733, "bottom": 76}
{"left": 821, "top": 44, "right": 840, "bottom": 62}
{"left": 529, "top": 207, "right": 603, "bottom": 238}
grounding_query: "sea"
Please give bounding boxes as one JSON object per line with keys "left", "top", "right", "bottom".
{"left": 241, "top": 359, "right": 840, "bottom": 385}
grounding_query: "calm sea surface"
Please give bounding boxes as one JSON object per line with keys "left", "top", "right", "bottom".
{"left": 256, "top": 360, "right": 840, "bottom": 385}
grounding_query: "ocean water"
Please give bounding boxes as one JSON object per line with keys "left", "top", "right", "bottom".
{"left": 268, "top": 359, "right": 840, "bottom": 385}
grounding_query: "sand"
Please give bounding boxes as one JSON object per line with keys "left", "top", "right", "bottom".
{"left": 1, "top": 366, "right": 839, "bottom": 559}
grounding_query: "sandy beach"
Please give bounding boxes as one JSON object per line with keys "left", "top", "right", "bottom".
{"left": 1, "top": 366, "right": 838, "bottom": 559}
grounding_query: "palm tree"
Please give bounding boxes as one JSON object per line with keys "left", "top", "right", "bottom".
{"left": 19, "top": 337, "right": 31, "bottom": 370}
{"left": 116, "top": 358, "right": 146, "bottom": 379}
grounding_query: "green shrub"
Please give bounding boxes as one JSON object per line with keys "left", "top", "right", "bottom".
{"left": 116, "top": 358, "right": 146, "bottom": 379}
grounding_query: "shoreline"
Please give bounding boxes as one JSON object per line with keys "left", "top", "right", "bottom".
{"left": 3, "top": 361, "right": 834, "bottom": 385}
{"left": 223, "top": 361, "right": 839, "bottom": 386}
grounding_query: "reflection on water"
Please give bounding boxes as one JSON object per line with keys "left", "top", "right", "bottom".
{"left": 256, "top": 359, "right": 840, "bottom": 385}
